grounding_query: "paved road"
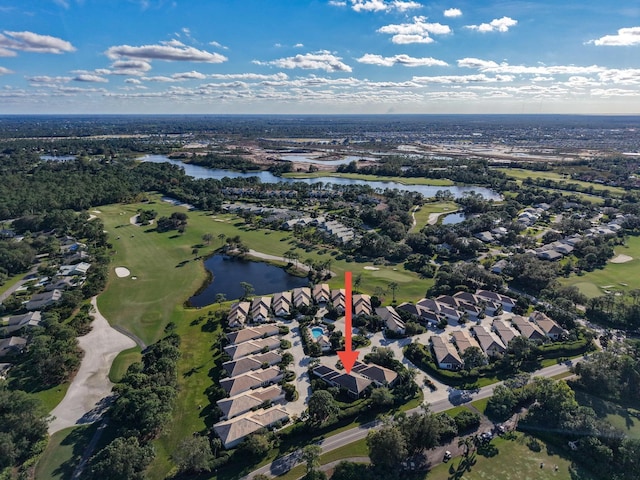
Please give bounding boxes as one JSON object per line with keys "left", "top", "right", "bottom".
{"left": 0, "top": 265, "right": 38, "bottom": 303}
{"left": 241, "top": 359, "right": 582, "bottom": 480}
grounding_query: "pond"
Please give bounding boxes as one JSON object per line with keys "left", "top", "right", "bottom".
{"left": 442, "top": 212, "right": 467, "bottom": 225}
{"left": 188, "top": 254, "right": 309, "bottom": 307}
{"left": 140, "top": 155, "right": 501, "bottom": 200}
{"left": 40, "top": 155, "right": 76, "bottom": 161}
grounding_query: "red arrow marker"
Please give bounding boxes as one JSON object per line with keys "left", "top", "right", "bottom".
{"left": 337, "top": 271, "right": 360, "bottom": 374}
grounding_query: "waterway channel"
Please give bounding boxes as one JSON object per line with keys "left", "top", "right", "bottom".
{"left": 140, "top": 154, "right": 501, "bottom": 200}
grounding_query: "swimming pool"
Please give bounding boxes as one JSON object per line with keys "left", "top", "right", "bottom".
{"left": 311, "top": 327, "right": 325, "bottom": 339}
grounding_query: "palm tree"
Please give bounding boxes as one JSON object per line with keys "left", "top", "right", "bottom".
{"left": 389, "top": 281, "right": 399, "bottom": 304}
{"left": 354, "top": 273, "right": 362, "bottom": 293}
{"left": 202, "top": 233, "right": 213, "bottom": 245}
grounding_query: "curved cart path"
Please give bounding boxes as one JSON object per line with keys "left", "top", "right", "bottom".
{"left": 48, "top": 297, "right": 136, "bottom": 434}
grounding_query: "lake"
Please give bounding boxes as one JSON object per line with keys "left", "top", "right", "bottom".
{"left": 140, "top": 155, "right": 501, "bottom": 200}
{"left": 189, "top": 254, "right": 309, "bottom": 307}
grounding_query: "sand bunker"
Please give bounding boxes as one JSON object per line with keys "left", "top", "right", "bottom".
{"left": 115, "top": 267, "right": 131, "bottom": 278}
{"left": 611, "top": 254, "right": 633, "bottom": 264}
{"left": 364, "top": 266, "right": 380, "bottom": 271}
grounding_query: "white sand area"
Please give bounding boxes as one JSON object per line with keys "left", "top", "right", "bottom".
{"left": 115, "top": 267, "right": 131, "bottom": 278}
{"left": 611, "top": 254, "right": 633, "bottom": 264}
{"left": 363, "top": 266, "right": 380, "bottom": 271}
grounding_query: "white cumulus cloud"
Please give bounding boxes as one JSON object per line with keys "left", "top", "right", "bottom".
{"left": 378, "top": 16, "right": 451, "bottom": 44}
{"left": 357, "top": 53, "right": 448, "bottom": 67}
{"left": 172, "top": 70, "right": 207, "bottom": 80}
{"left": 466, "top": 16, "right": 517, "bottom": 33}
{"left": 254, "top": 51, "right": 352, "bottom": 72}
{"left": 0, "top": 66, "right": 13, "bottom": 75}
{"left": 105, "top": 43, "right": 227, "bottom": 63}
{"left": 0, "top": 30, "right": 75, "bottom": 54}
{"left": 349, "top": 0, "right": 422, "bottom": 13}
{"left": 589, "top": 26, "right": 640, "bottom": 46}
{"left": 443, "top": 8, "right": 462, "bottom": 17}
{"left": 73, "top": 74, "right": 108, "bottom": 83}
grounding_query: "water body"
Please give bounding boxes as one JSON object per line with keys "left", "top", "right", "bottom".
{"left": 140, "top": 155, "right": 500, "bottom": 200}
{"left": 279, "top": 154, "right": 375, "bottom": 165}
{"left": 40, "top": 155, "right": 76, "bottom": 161}
{"left": 442, "top": 212, "right": 467, "bottom": 225}
{"left": 189, "top": 254, "right": 309, "bottom": 307}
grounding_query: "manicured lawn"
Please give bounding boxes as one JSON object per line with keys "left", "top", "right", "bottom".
{"left": 575, "top": 390, "right": 640, "bottom": 439}
{"left": 561, "top": 235, "right": 640, "bottom": 298}
{"left": 497, "top": 168, "right": 626, "bottom": 197}
{"left": 0, "top": 270, "right": 29, "bottom": 297}
{"left": 424, "top": 433, "right": 577, "bottom": 480}
{"left": 108, "top": 346, "right": 142, "bottom": 383}
{"left": 35, "top": 424, "right": 97, "bottom": 480}
{"left": 283, "top": 171, "right": 454, "bottom": 186}
{"left": 31, "top": 382, "right": 70, "bottom": 413}
{"left": 411, "top": 201, "right": 459, "bottom": 232}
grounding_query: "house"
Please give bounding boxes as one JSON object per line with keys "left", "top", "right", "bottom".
{"left": 226, "top": 324, "right": 279, "bottom": 344}
{"left": 44, "top": 277, "right": 77, "bottom": 292}
{"left": 57, "top": 262, "right": 91, "bottom": 276}
{"left": 222, "top": 351, "right": 282, "bottom": 377}
{"left": 471, "top": 325, "right": 506, "bottom": 357}
{"left": 492, "top": 319, "right": 520, "bottom": 346}
{"left": 227, "top": 302, "right": 251, "bottom": 329}
{"left": 312, "top": 284, "right": 330, "bottom": 304}
{"left": 26, "top": 289, "right": 62, "bottom": 311}
{"left": 216, "top": 385, "right": 284, "bottom": 421}
{"left": 223, "top": 336, "right": 281, "bottom": 361}
{"left": 312, "top": 364, "right": 372, "bottom": 399}
{"left": 375, "top": 306, "right": 405, "bottom": 334}
{"left": 530, "top": 311, "right": 566, "bottom": 341}
{"left": 430, "top": 335, "right": 463, "bottom": 370}
{"left": 331, "top": 289, "right": 346, "bottom": 314}
{"left": 292, "top": 287, "right": 312, "bottom": 308}
{"left": 417, "top": 298, "right": 462, "bottom": 324}
{"left": 352, "top": 294, "right": 372, "bottom": 316}
{"left": 1, "top": 311, "right": 41, "bottom": 334}
{"left": 475, "top": 231, "right": 495, "bottom": 243}
{"left": 537, "top": 250, "right": 563, "bottom": 261}
{"left": 451, "top": 330, "right": 482, "bottom": 356}
{"left": 475, "top": 290, "right": 515, "bottom": 312}
{"left": 351, "top": 361, "right": 398, "bottom": 386}
{"left": 437, "top": 295, "right": 483, "bottom": 319}
{"left": 511, "top": 316, "right": 547, "bottom": 342}
{"left": 397, "top": 302, "right": 442, "bottom": 326}
{"left": 214, "top": 406, "right": 289, "bottom": 449}
{"left": 272, "top": 291, "right": 292, "bottom": 317}
{"left": 250, "top": 297, "right": 272, "bottom": 323}
{"left": 0, "top": 336, "right": 27, "bottom": 357}
{"left": 491, "top": 259, "right": 508, "bottom": 274}
{"left": 453, "top": 291, "right": 500, "bottom": 316}
{"left": 316, "top": 334, "right": 332, "bottom": 352}
{"left": 219, "top": 366, "right": 283, "bottom": 397}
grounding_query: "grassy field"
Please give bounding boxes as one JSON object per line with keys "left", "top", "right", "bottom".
{"left": 561, "top": 235, "right": 640, "bottom": 298}
{"left": 36, "top": 424, "right": 97, "bottom": 480}
{"left": 32, "top": 382, "right": 70, "bottom": 414}
{"left": 275, "top": 431, "right": 578, "bottom": 480}
{"left": 411, "top": 201, "right": 459, "bottom": 232}
{"left": 283, "top": 171, "right": 454, "bottom": 186}
{"left": 576, "top": 390, "right": 640, "bottom": 439}
{"left": 108, "top": 346, "right": 142, "bottom": 383}
{"left": 497, "top": 168, "right": 626, "bottom": 197}
{"left": 424, "top": 433, "right": 577, "bottom": 480}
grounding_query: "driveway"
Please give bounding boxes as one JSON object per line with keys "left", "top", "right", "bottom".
{"left": 281, "top": 321, "right": 312, "bottom": 418}
{"left": 48, "top": 296, "right": 136, "bottom": 434}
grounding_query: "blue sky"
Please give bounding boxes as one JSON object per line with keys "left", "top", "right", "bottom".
{"left": 0, "top": 0, "right": 639, "bottom": 114}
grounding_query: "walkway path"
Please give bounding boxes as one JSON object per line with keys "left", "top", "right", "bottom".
{"left": 48, "top": 297, "right": 136, "bottom": 434}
